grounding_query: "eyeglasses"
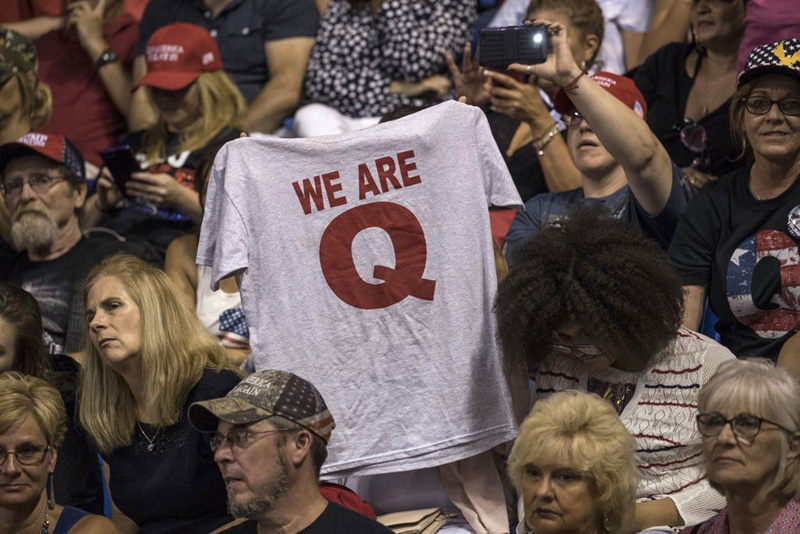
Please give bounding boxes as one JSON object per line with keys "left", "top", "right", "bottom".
{"left": 210, "top": 428, "right": 292, "bottom": 453}
{"left": 563, "top": 110, "right": 586, "bottom": 129}
{"left": 0, "top": 444, "right": 51, "bottom": 467}
{"left": 742, "top": 96, "right": 800, "bottom": 116}
{"left": 696, "top": 412, "right": 794, "bottom": 441}
{"left": 674, "top": 119, "right": 710, "bottom": 171}
{"left": 551, "top": 332, "right": 603, "bottom": 361}
{"left": 0, "top": 173, "right": 66, "bottom": 198}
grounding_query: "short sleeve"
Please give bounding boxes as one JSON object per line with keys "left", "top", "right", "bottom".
{"left": 632, "top": 164, "right": 694, "bottom": 249}
{"left": 261, "top": 0, "right": 319, "bottom": 42}
{"left": 473, "top": 106, "right": 523, "bottom": 210}
{"left": 196, "top": 147, "right": 250, "bottom": 291}
{"left": 668, "top": 187, "right": 721, "bottom": 286}
{"left": 504, "top": 197, "right": 542, "bottom": 266}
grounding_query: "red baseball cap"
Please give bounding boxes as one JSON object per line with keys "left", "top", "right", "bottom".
{"left": 0, "top": 132, "right": 85, "bottom": 180}
{"left": 554, "top": 71, "right": 647, "bottom": 120}
{"left": 135, "top": 22, "right": 223, "bottom": 91}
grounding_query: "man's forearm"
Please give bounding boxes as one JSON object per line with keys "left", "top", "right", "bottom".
{"left": 241, "top": 79, "right": 302, "bottom": 133}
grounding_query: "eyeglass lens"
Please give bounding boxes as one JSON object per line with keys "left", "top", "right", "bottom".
{"left": 744, "top": 96, "right": 800, "bottom": 116}
{"left": 0, "top": 445, "right": 49, "bottom": 466}
{"left": 697, "top": 413, "right": 764, "bottom": 439}
{"left": 1, "top": 174, "right": 61, "bottom": 197}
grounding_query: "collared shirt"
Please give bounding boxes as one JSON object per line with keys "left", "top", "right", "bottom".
{"left": 679, "top": 499, "right": 800, "bottom": 533}
{"left": 137, "top": 0, "right": 319, "bottom": 102}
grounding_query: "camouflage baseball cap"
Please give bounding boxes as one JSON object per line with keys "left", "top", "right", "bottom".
{"left": 189, "top": 370, "right": 336, "bottom": 443}
{"left": 0, "top": 29, "right": 37, "bottom": 86}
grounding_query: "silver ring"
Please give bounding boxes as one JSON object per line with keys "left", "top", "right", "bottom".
{"left": 526, "top": 65, "right": 531, "bottom": 74}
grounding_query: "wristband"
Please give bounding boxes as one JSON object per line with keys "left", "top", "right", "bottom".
{"left": 563, "top": 70, "right": 587, "bottom": 92}
{"left": 94, "top": 49, "right": 118, "bottom": 71}
{"left": 532, "top": 122, "right": 560, "bottom": 156}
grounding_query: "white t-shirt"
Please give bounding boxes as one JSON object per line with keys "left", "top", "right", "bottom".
{"left": 197, "top": 101, "right": 522, "bottom": 477}
{"left": 488, "top": 0, "right": 653, "bottom": 75}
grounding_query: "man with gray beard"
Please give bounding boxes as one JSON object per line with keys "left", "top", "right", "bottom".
{"left": 0, "top": 132, "right": 129, "bottom": 353}
{"left": 189, "top": 370, "right": 392, "bottom": 534}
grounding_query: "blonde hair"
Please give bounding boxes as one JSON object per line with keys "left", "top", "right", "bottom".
{"left": 0, "top": 372, "right": 66, "bottom": 447}
{"left": 508, "top": 390, "right": 638, "bottom": 534}
{"left": 142, "top": 70, "right": 245, "bottom": 164}
{"left": 699, "top": 359, "right": 800, "bottom": 500}
{"left": 15, "top": 71, "right": 52, "bottom": 130}
{"left": 78, "top": 253, "right": 236, "bottom": 453}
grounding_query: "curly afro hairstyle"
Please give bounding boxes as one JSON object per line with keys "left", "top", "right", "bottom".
{"left": 496, "top": 206, "right": 683, "bottom": 374}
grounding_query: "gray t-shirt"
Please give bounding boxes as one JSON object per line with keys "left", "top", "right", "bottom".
{"left": 198, "top": 101, "right": 522, "bottom": 477}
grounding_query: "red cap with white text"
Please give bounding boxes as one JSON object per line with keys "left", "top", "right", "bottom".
{"left": 135, "top": 22, "right": 223, "bottom": 91}
{"left": 0, "top": 132, "right": 85, "bottom": 180}
{"left": 554, "top": 71, "right": 647, "bottom": 120}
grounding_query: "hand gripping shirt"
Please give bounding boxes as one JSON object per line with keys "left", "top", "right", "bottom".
{"left": 198, "top": 101, "right": 522, "bottom": 476}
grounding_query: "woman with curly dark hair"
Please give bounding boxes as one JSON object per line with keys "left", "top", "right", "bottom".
{"left": 496, "top": 206, "right": 734, "bottom": 533}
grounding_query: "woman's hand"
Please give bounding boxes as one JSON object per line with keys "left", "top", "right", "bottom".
{"left": 682, "top": 166, "right": 718, "bottom": 189}
{"left": 387, "top": 75, "right": 451, "bottom": 99}
{"left": 96, "top": 167, "right": 124, "bottom": 212}
{"left": 486, "top": 71, "right": 551, "bottom": 126}
{"left": 508, "top": 20, "right": 583, "bottom": 89}
{"left": 126, "top": 172, "right": 184, "bottom": 207}
{"left": 446, "top": 42, "right": 490, "bottom": 107}
{"left": 67, "top": 0, "right": 108, "bottom": 59}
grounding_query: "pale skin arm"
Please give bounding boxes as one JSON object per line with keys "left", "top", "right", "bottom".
{"left": 129, "top": 56, "right": 159, "bottom": 131}
{"left": 778, "top": 331, "right": 800, "bottom": 378}
{"left": 681, "top": 284, "right": 707, "bottom": 331}
{"left": 164, "top": 234, "right": 199, "bottom": 310}
{"left": 126, "top": 171, "right": 203, "bottom": 224}
{"left": 622, "top": 29, "right": 646, "bottom": 72}
{"left": 636, "top": 0, "right": 692, "bottom": 67}
{"left": 68, "top": 0, "right": 132, "bottom": 118}
{"left": 241, "top": 37, "right": 315, "bottom": 133}
{"left": 510, "top": 20, "right": 675, "bottom": 215}
{"left": 0, "top": 16, "right": 64, "bottom": 39}
{"left": 633, "top": 498, "right": 683, "bottom": 533}
{"left": 484, "top": 70, "right": 582, "bottom": 193}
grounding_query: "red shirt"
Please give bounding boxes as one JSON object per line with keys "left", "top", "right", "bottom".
{"left": 36, "top": 3, "right": 139, "bottom": 165}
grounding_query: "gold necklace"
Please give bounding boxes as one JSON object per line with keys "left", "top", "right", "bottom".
{"left": 137, "top": 421, "right": 160, "bottom": 452}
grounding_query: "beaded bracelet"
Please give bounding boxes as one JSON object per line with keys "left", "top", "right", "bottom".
{"left": 532, "top": 122, "right": 560, "bottom": 156}
{"left": 563, "top": 70, "right": 588, "bottom": 92}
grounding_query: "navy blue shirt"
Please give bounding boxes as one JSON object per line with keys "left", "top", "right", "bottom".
{"left": 505, "top": 163, "right": 693, "bottom": 264}
{"left": 137, "top": 0, "right": 319, "bottom": 103}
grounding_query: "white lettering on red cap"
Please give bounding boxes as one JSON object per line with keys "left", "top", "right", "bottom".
{"left": 19, "top": 133, "right": 48, "bottom": 147}
{"left": 146, "top": 44, "right": 185, "bottom": 62}
{"left": 202, "top": 52, "right": 214, "bottom": 65}
{"left": 593, "top": 75, "right": 615, "bottom": 88}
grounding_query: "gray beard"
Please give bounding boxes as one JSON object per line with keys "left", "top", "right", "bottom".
{"left": 227, "top": 448, "right": 291, "bottom": 519}
{"left": 10, "top": 210, "right": 58, "bottom": 255}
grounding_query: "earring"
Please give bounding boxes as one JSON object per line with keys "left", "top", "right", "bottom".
{"left": 47, "top": 472, "right": 55, "bottom": 509}
{"left": 580, "top": 60, "right": 587, "bottom": 71}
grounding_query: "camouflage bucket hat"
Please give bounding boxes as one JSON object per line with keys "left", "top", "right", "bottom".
{"left": 189, "top": 370, "right": 336, "bottom": 443}
{"left": 0, "top": 29, "right": 37, "bottom": 86}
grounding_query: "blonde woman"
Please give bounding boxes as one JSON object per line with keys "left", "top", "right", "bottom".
{"left": 0, "top": 372, "right": 115, "bottom": 534}
{"left": 508, "top": 389, "right": 638, "bottom": 534}
{"left": 78, "top": 253, "right": 242, "bottom": 533}
{"left": 84, "top": 22, "right": 245, "bottom": 263}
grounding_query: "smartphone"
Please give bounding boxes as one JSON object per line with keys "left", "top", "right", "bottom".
{"left": 478, "top": 24, "right": 549, "bottom": 69}
{"left": 99, "top": 145, "right": 140, "bottom": 196}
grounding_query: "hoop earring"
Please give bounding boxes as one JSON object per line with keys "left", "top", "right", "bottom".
{"left": 47, "top": 471, "right": 55, "bottom": 509}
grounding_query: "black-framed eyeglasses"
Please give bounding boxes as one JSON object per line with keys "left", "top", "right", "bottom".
{"left": 210, "top": 428, "right": 293, "bottom": 453}
{"left": 0, "top": 444, "right": 51, "bottom": 467}
{"left": 551, "top": 332, "right": 603, "bottom": 361}
{"left": 742, "top": 96, "right": 800, "bottom": 116}
{"left": 0, "top": 173, "right": 66, "bottom": 198}
{"left": 674, "top": 118, "right": 710, "bottom": 172}
{"left": 563, "top": 110, "right": 586, "bottom": 129}
{"left": 696, "top": 412, "right": 794, "bottom": 441}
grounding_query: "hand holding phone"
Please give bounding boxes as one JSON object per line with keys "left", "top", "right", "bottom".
{"left": 478, "top": 24, "right": 549, "bottom": 69}
{"left": 99, "top": 145, "right": 140, "bottom": 197}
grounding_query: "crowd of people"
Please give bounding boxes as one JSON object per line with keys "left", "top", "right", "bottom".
{"left": 1, "top": 0, "right": 800, "bottom": 533}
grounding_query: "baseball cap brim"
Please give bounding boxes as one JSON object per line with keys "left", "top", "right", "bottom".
{"left": 738, "top": 65, "right": 800, "bottom": 88}
{"left": 0, "top": 143, "right": 51, "bottom": 175}
{"left": 135, "top": 71, "right": 200, "bottom": 91}
{"left": 188, "top": 397, "right": 276, "bottom": 433}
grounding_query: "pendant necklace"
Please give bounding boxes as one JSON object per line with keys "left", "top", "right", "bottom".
{"left": 40, "top": 508, "right": 50, "bottom": 534}
{"left": 137, "top": 421, "right": 160, "bottom": 452}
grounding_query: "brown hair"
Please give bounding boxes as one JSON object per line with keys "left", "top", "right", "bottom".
{"left": 0, "top": 283, "right": 53, "bottom": 378}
